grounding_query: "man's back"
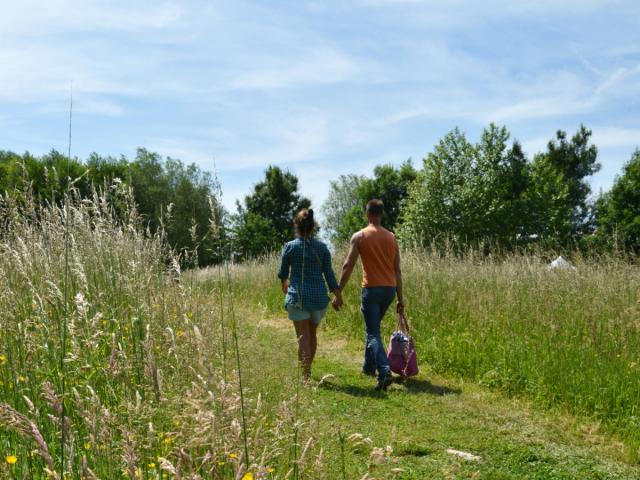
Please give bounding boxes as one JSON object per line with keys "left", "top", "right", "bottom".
{"left": 358, "top": 225, "right": 398, "bottom": 288}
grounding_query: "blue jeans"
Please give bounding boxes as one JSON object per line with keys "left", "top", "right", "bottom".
{"left": 361, "top": 287, "right": 396, "bottom": 380}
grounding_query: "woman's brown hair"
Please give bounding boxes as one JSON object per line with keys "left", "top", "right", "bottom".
{"left": 293, "top": 208, "right": 317, "bottom": 237}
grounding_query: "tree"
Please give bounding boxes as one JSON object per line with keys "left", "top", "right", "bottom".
{"left": 232, "top": 166, "right": 309, "bottom": 259}
{"left": 398, "top": 125, "right": 531, "bottom": 249}
{"left": 595, "top": 150, "right": 640, "bottom": 253}
{"left": 525, "top": 125, "right": 600, "bottom": 247}
{"left": 322, "top": 174, "right": 367, "bottom": 246}
{"left": 322, "top": 160, "right": 417, "bottom": 247}
{"left": 1, "top": 148, "right": 228, "bottom": 266}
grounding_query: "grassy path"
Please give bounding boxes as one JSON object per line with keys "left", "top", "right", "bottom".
{"left": 239, "top": 311, "right": 640, "bottom": 479}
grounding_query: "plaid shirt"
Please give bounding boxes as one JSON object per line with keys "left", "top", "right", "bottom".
{"left": 278, "top": 237, "right": 339, "bottom": 311}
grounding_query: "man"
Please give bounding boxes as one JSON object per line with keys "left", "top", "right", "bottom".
{"left": 333, "top": 199, "right": 404, "bottom": 391}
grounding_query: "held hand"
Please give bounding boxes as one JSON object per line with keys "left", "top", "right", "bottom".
{"left": 332, "top": 297, "right": 343, "bottom": 311}
{"left": 281, "top": 280, "right": 289, "bottom": 295}
{"left": 332, "top": 291, "right": 343, "bottom": 311}
{"left": 396, "top": 300, "right": 405, "bottom": 315}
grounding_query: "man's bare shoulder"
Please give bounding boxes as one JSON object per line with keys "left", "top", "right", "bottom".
{"left": 350, "top": 230, "right": 364, "bottom": 244}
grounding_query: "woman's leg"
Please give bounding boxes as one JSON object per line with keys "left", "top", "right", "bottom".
{"left": 293, "top": 319, "right": 313, "bottom": 379}
{"left": 308, "top": 320, "right": 318, "bottom": 365}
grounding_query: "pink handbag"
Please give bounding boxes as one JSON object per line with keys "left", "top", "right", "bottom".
{"left": 387, "top": 314, "right": 419, "bottom": 377}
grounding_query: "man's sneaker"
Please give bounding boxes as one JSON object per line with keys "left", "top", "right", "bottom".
{"left": 375, "top": 373, "right": 393, "bottom": 391}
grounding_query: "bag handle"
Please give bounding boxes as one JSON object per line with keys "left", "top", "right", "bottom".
{"left": 396, "top": 312, "right": 411, "bottom": 334}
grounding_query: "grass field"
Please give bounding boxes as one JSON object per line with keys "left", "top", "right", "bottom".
{"left": 2, "top": 190, "right": 640, "bottom": 478}
{"left": 235, "top": 249, "right": 640, "bottom": 457}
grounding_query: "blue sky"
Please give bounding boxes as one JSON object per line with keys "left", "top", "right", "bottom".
{"left": 2, "top": 0, "right": 639, "bottom": 211}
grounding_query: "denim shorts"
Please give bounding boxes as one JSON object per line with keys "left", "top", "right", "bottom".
{"left": 286, "top": 304, "right": 327, "bottom": 324}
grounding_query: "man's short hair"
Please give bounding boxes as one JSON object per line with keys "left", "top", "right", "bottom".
{"left": 366, "top": 199, "right": 384, "bottom": 217}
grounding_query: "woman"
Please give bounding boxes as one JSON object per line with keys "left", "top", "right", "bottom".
{"left": 278, "top": 208, "right": 342, "bottom": 381}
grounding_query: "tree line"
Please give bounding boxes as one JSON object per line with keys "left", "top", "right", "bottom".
{"left": 1, "top": 123, "right": 639, "bottom": 262}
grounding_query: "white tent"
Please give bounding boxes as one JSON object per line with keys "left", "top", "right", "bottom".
{"left": 548, "top": 255, "right": 577, "bottom": 271}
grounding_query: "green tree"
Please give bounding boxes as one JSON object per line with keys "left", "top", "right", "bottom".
{"left": 398, "top": 125, "right": 530, "bottom": 249}
{"left": 525, "top": 125, "right": 600, "bottom": 247}
{"left": 322, "top": 174, "right": 369, "bottom": 246}
{"left": 322, "top": 161, "right": 417, "bottom": 246}
{"left": 232, "top": 166, "right": 309, "bottom": 259}
{"left": 595, "top": 150, "right": 640, "bottom": 253}
{"left": 1, "top": 148, "right": 227, "bottom": 265}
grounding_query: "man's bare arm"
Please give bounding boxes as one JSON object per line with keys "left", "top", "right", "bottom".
{"left": 337, "top": 232, "right": 361, "bottom": 292}
{"left": 395, "top": 248, "right": 404, "bottom": 313}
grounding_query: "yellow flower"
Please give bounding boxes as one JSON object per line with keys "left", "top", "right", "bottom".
{"left": 0, "top": 354, "right": 7, "bottom": 365}
{"left": 18, "top": 376, "right": 25, "bottom": 383}
{"left": 148, "top": 462, "right": 156, "bottom": 469}
{"left": 241, "top": 473, "right": 253, "bottom": 480}
{"left": 217, "top": 461, "right": 226, "bottom": 466}
{"left": 5, "top": 455, "right": 17, "bottom": 465}
{"left": 267, "top": 467, "right": 275, "bottom": 473}
{"left": 228, "top": 453, "right": 238, "bottom": 459}
{"left": 163, "top": 437, "right": 172, "bottom": 445}
{"left": 84, "top": 442, "right": 92, "bottom": 451}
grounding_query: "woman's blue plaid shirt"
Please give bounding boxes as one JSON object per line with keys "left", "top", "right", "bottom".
{"left": 278, "top": 237, "right": 339, "bottom": 311}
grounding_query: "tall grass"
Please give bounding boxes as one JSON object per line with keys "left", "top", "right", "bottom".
{"left": 0, "top": 184, "right": 315, "bottom": 478}
{"left": 233, "top": 249, "right": 640, "bottom": 459}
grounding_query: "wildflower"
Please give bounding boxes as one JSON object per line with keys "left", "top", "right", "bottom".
{"left": 163, "top": 437, "right": 172, "bottom": 445}
{"left": 267, "top": 467, "right": 275, "bottom": 473}
{"left": 148, "top": 462, "right": 156, "bottom": 469}
{"left": 5, "top": 455, "right": 17, "bottom": 465}
{"left": 18, "top": 375, "right": 26, "bottom": 383}
{"left": 241, "top": 473, "right": 253, "bottom": 480}
{"left": 0, "top": 354, "right": 7, "bottom": 365}
{"left": 218, "top": 461, "right": 226, "bottom": 466}
{"left": 228, "top": 453, "right": 238, "bottom": 459}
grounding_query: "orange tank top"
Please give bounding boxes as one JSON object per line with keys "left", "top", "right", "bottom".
{"left": 359, "top": 225, "right": 398, "bottom": 288}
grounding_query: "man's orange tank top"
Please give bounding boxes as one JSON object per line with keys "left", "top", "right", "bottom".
{"left": 359, "top": 225, "right": 398, "bottom": 288}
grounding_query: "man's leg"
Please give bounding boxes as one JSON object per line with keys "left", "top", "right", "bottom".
{"left": 372, "top": 287, "right": 396, "bottom": 379}
{"left": 361, "top": 288, "right": 378, "bottom": 375}
{"left": 361, "top": 288, "right": 391, "bottom": 382}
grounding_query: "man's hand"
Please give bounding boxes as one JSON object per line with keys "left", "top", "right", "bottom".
{"left": 396, "top": 300, "right": 405, "bottom": 315}
{"left": 281, "top": 280, "right": 289, "bottom": 295}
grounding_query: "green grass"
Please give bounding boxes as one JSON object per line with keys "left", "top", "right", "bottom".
{"left": 2, "top": 185, "right": 640, "bottom": 478}
{"left": 233, "top": 309, "right": 640, "bottom": 479}
{"left": 224, "top": 250, "right": 640, "bottom": 462}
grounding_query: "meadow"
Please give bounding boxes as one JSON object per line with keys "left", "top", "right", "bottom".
{"left": 230, "top": 249, "right": 640, "bottom": 460}
{"left": 0, "top": 187, "right": 321, "bottom": 479}
{"left": 1, "top": 186, "right": 640, "bottom": 479}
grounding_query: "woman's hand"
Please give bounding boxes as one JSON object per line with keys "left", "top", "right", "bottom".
{"left": 332, "top": 289, "right": 343, "bottom": 311}
{"left": 281, "top": 280, "right": 289, "bottom": 295}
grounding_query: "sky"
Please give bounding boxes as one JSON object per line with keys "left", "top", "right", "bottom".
{"left": 2, "top": 0, "right": 640, "bottom": 212}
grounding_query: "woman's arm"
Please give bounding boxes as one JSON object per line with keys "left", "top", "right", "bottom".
{"left": 277, "top": 244, "right": 290, "bottom": 294}
{"left": 322, "top": 245, "right": 339, "bottom": 293}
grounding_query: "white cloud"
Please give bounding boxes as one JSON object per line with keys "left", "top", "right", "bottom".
{"left": 0, "top": 1, "right": 183, "bottom": 36}
{"left": 229, "top": 48, "right": 364, "bottom": 90}
{"left": 592, "top": 127, "right": 640, "bottom": 148}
